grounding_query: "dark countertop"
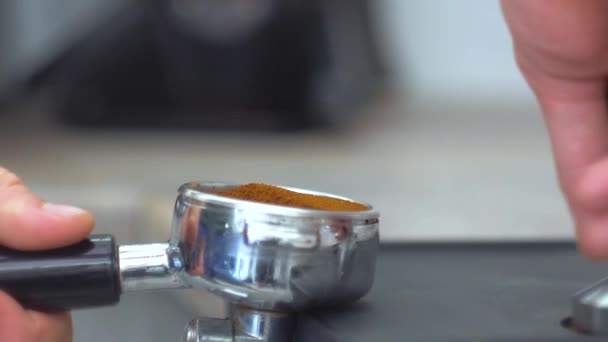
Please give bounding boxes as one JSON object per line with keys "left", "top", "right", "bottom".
{"left": 72, "top": 291, "right": 195, "bottom": 341}
{"left": 69, "top": 243, "right": 605, "bottom": 341}
{"left": 297, "top": 243, "right": 605, "bottom": 342}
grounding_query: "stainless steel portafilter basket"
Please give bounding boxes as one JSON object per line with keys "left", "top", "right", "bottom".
{"left": 0, "top": 181, "right": 380, "bottom": 342}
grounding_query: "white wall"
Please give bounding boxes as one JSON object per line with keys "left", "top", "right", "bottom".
{"left": 374, "top": 0, "right": 531, "bottom": 99}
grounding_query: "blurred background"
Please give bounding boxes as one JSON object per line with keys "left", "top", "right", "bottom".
{"left": 0, "top": 0, "right": 572, "bottom": 340}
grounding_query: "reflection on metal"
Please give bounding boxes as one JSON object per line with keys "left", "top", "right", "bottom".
{"left": 572, "top": 276, "right": 608, "bottom": 335}
{"left": 183, "top": 306, "right": 296, "bottom": 342}
{"left": 120, "top": 181, "right": 380, "bottom": 342}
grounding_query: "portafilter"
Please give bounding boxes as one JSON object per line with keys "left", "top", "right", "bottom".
{"left": 0, "top": 181, "right": 380, "bottom": 341}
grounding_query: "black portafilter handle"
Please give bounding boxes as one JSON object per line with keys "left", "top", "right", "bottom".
{"left": 0, "top": 234, "right": 121, "bottom": 311}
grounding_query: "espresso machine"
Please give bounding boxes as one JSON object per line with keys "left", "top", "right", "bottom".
{"left": 26, "top": 0, "right": 384, "bottom": 131}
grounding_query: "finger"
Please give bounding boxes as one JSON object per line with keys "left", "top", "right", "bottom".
{"left": 572, "top": 159, "right": 608, "bottom": 259}
{"left": 0, "top": 167, "right": 94, "bottom": 250}
{"left": 0, "top": 290, "right": 33, "bottom": 342}
{"left": 516, "top": 62, "right": 608, "bottom": 259}
{"left": 27, "top": 310, "right": 72, "bottom": 342}
{"left": 0, "top": 291, "right": 72, "bottom": 342}
{"left": 501, "top": 0, "right": 608, "bottom": 78}
{"left": 523, "top": 71, "right": 608, "bottom": 190}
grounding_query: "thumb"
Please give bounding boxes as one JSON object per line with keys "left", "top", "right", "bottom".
{"left": 0, "top": 168, "right": 94, "bottom": 250}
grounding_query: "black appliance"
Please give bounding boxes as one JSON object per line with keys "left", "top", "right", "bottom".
{"left": 31, "top": 0, "right": 384, "bottom": 131}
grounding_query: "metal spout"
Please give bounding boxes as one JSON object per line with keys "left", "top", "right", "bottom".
{"left": 572, "top": 276, "right": 608, "bottom": 335}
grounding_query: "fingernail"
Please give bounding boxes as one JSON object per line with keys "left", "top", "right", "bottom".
{"left": 42, "top": 203, "right": 87, "bottom": 217}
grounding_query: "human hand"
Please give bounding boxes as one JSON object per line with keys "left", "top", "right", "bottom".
{"left": 0, "top": 167, "right": 94, "bottom": 341}
{"left": 501, "top": 0, "right": 608, "bottom": 259}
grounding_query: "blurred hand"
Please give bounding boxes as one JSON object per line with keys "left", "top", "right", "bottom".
{"left": 501, "top": 0, "right": 608, "bottom": 259}
{"left": 0, "top": 167, "right": 94, "bottom": 341}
